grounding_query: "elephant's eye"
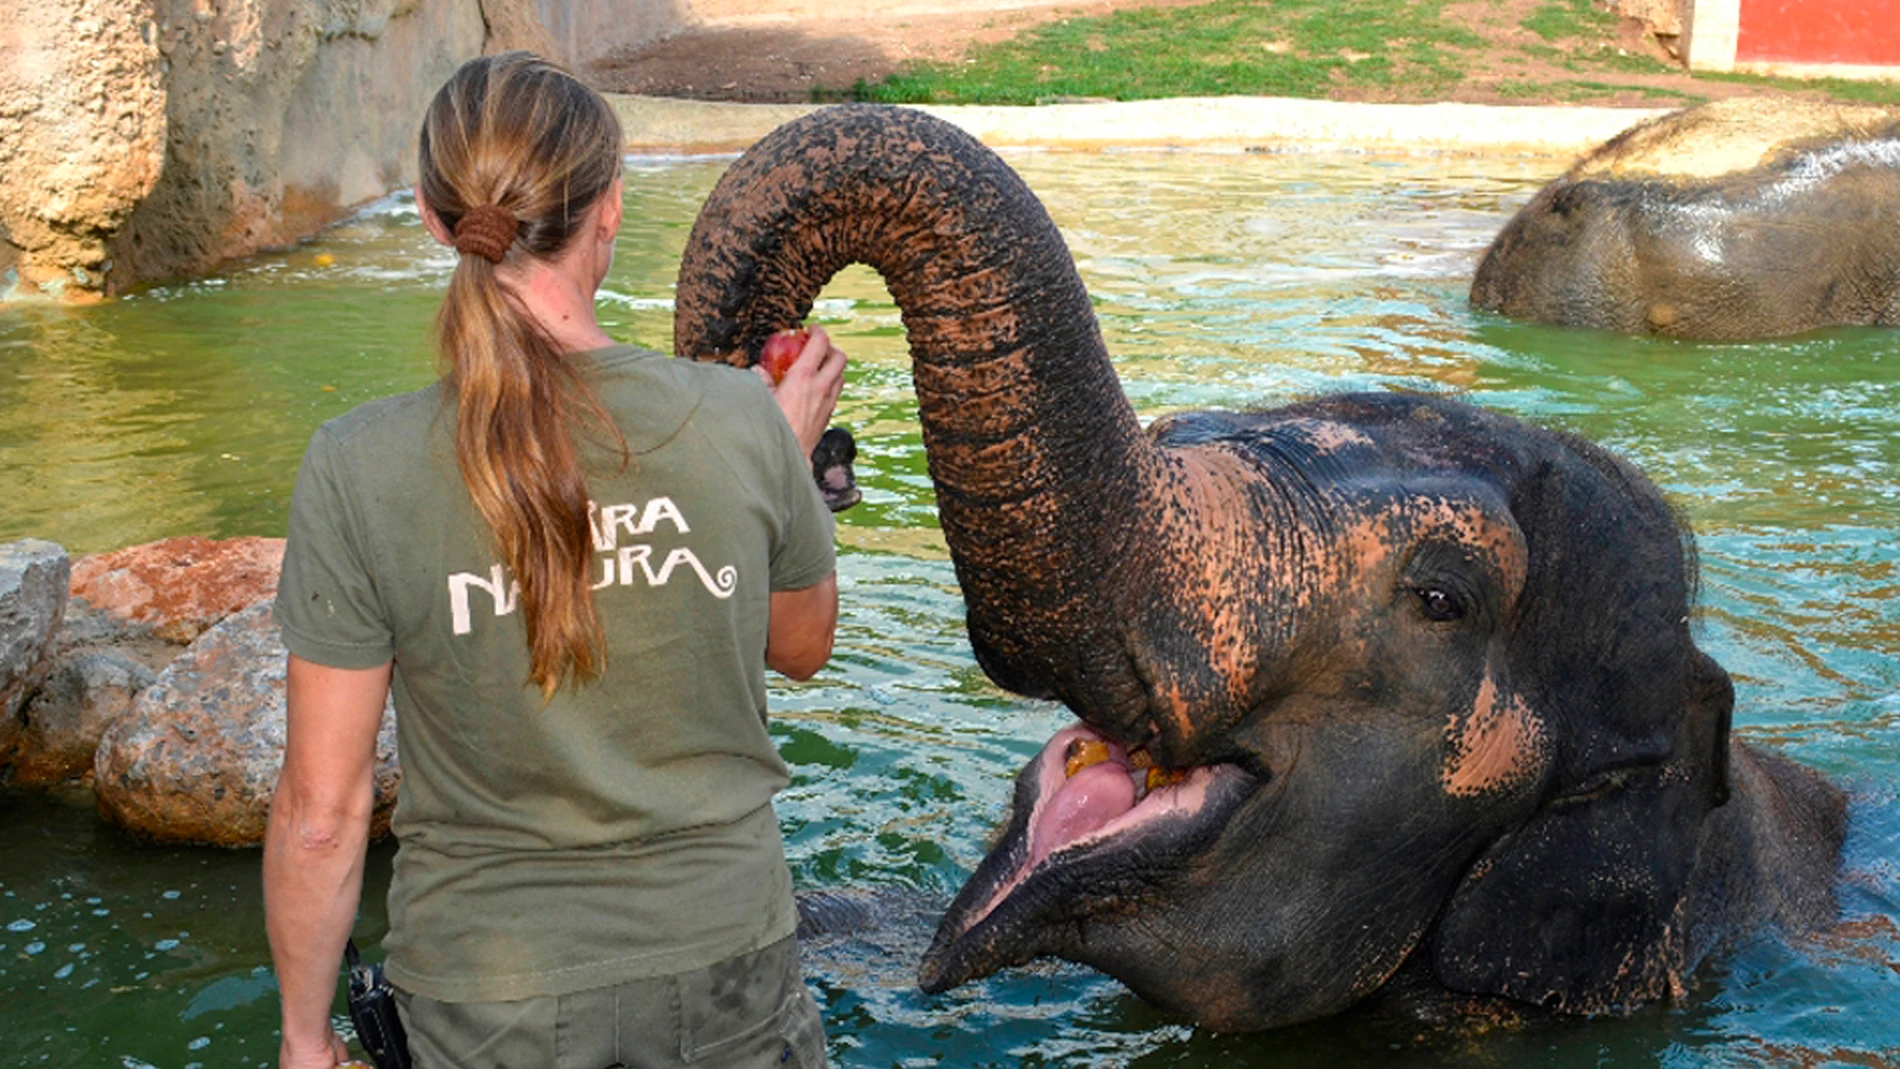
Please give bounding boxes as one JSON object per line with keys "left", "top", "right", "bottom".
{"left": 1413, "top": 585, "right": 1466, "bottom": 622}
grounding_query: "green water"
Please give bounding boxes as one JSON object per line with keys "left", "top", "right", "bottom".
{"left": 1, "top": 151, "right": 1895, "bottom": 1067}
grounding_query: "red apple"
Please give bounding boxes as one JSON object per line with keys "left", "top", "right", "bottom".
{"left": 759, "top": 328, "right": 810, "bottom": 385}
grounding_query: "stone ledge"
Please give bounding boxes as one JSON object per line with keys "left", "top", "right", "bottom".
{"left": 609, "top": 94, "right": 1674, "bottom": 158}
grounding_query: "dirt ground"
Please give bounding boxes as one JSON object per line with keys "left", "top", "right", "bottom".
{"left": 589, "top": 0, "right": 1208, "bottom": 103}
{"left": 587, "top": 0, "right": 1782, "bottom": 108}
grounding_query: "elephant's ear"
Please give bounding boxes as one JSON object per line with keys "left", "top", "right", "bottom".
{"left": 1429, "top": 649, "right": 1733, "bottom": 1013}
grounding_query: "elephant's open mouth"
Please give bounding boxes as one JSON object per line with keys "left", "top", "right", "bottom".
{"left": 976, "top": 724, "right": 1240, "bottom": 923}
{"left": 919, "top": 722, "right": 1259, "bottom": 992}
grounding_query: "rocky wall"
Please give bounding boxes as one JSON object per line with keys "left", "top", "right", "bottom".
{"left": 1618, "top": 0, "right": 1686, "bottom": 39}
{"left": 0, "top": 0, "right": 624, "bottom": 302}
{"left": 0, "top": 0, "right": 167, "bottom": 301}
{"left": 101, "top": 0, "right": 488, "bottom": 296}
{"left": 531, "top": 0, "right": 692, "bottom": 73}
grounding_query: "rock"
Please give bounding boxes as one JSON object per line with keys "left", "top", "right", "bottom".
{"left": 94, "top": 601, "right": 399, "bottom": 847}
{"left": 1, "top": 540, "right": 72, "bottom": 765}
{"left": 482, "top": 0, "right": 561, "bottom": 59}
{"left": 102, "top": 0, "right": 494, "bottom": 294}
{"left": 0, "top": 0, "right": 165, "bottom": 301}
{"left": 1, "top": 0, "right": 708, "bottom": 300}
{"left": 1615, "top": 0, "right": 1682, "bottom": 42}
{"left": 11, "top": 652, "right": 156, "bottom": 787}
{"left": 49, "top": 599, "right": 178, "bottom": 674}
{"left": 70, "top": 535, "right": 286, "bottom": 644}
{"left": 526, "top": 0, "right": 686, "bottom": 71}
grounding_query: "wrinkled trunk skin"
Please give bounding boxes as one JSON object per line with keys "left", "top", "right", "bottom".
{"left": 676, "top": 107, "right": 1311, "bottom": 755}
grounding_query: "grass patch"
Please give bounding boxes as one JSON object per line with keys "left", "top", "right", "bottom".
{"left": 1556, "top": 48, "right": 1676, "bottom": 75}
{"left": 1589, "top": 48, "right": 1679, "bottom": 75}
{"left": 1493, "top": 80, "right": 1548, "bottom": 98}
{"left": 1564, "top": 80, "right": 1705, "bottom": 103}
{"left": 853, "top": 0, "right": 1480, "bottom": 105}
{"left": 842, "top": 0, "right": 1900, "bottom": 109}
{"left": 1522, "top": 0, "right": 1617, "bottom": 42}
{"left": 1494, "top": 78, "right": 1704, "bottom": 104}
{"left": 1698, "top": 71, "right": 1900, "bottom": 106}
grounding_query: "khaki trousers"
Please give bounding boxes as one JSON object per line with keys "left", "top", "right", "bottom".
{"left": 393, "top": 937, "right": 827, "bottom": 1069}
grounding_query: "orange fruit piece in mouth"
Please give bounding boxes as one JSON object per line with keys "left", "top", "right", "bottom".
{"left": 1064, "top": 738, "right": 1111, "bottom": 779}
{"left": 1146, "top": 766, "right": 1188, "bottom": 791}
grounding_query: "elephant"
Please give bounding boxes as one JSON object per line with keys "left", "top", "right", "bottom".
{"left": 1470, "top": 96, "right": 1900, "bottom": 340}
{"left": 672, "top": 105, "right": 1848, "bottom": 1032}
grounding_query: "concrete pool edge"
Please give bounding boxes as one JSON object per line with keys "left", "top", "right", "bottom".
{"left": 608, "top": 94, "right": 1674, "bottom": 158}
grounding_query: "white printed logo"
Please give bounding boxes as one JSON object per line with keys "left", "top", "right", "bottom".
{"left": 447, "top": 496, "right": 736, "bottom": 636}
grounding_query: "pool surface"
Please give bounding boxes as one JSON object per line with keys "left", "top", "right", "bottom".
{"left": 1, "top": 150, "right": 1895, "bottom": 1067}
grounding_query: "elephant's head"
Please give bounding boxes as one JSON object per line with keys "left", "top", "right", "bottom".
{"left": 675, "top": 107, "right": 1744, "bottom": 1031}
{"left": 913, "top": 397, "right": 1742, "bottom": 1029}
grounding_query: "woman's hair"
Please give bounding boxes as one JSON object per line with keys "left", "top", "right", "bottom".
{"left": 418, "top": 52, "right": 625, "bottom": 696}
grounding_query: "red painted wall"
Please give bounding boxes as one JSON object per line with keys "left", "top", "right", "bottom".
{"left": 1736, "top": 0, "right": 1900, "bottom": 65}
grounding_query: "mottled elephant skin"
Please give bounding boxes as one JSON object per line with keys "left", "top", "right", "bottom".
{"left": 673, "top": 106, "right": 1847, "bottom": 1033}
{"left": 1471, "top": 98, "right": 1900, "bottom": 339}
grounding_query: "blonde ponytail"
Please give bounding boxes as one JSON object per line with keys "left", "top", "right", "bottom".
{"left": 418, "top": 52, "right": 626, "bottom": 696}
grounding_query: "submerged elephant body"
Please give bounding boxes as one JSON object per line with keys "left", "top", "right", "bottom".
{"left": 675, "top": 106, "right": 1846, "bottom": 1031}
{"left": 1471, "top": 97, "right": 1900, "bottom": 339}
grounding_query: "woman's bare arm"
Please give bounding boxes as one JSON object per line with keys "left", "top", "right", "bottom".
{"left": 264, "top": 655, "right": 392, "bottom": 1069}
{"left": 766, "top": 574, "right": 838, "bottom": 681}
{"left": 762, "top": 325, "right": 844, "bottom": 681}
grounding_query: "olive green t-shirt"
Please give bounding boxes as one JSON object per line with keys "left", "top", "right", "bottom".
{"left": 273, "top": 344, "right": 835, "bottom": 1002}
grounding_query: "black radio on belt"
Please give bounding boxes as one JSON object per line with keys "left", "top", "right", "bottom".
{"left": 343, "top": 939, "right": 413, "bottom": 1069}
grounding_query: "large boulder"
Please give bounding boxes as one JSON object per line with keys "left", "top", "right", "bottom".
{"left": 94, "top": 601, "right": 400, "bottom": 847}
{"left": 70, "top": 535, "right": 286, "bottom": 644}
{"left": 11, "top": 652, "right": 157, "bottom": 788}
{"left": 1, "top": 540, "right": 72, "bottom": 766}
{"left": 1471, "top": 97, "right": 1900, "bottom": 339}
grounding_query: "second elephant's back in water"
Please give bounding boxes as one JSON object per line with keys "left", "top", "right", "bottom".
{"left": 1471, "top": 97, "right": 1900, "bottom": 340}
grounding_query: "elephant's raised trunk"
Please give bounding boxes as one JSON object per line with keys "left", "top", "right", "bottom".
{"left": 675, "top": 105, "right": 1162, "bottom": 715}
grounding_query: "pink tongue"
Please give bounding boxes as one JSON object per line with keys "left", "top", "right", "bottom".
{"left": 1031, "top": 763, "right": 1137, "bottom": 867}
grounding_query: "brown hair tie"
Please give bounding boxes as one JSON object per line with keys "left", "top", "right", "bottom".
{"left": 453, "top": 204, "right": 519, "bottom": 263}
